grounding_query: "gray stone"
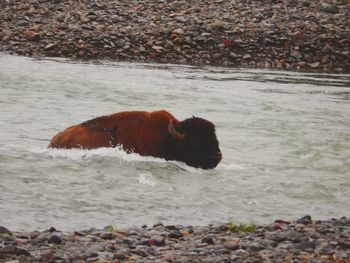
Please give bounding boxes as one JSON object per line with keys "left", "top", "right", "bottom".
{"left": 202, "top": 235, "right": 215, "bottom": 245}
{"left": 48, "top": 235, "right": 62, "bottom": 244}
{"left": 296, "top": 215, "right": 312, "bottom": 225}
{"left": 338, "top": 239, "right": 350, "bottom": 249}
{"left": 0, "top": 245, "right": 16, "bottom": 254}
{"left": 168, "top": 230, "right": 183, "bottom": 239}
{"left": 17, "top": 255, "right": 30, "bottom": 263}
{"left": 0, "top": 226, "right": 12, "bottom": 235}
{"left": 249, "top": 242, "right": 266, "bottom": 251}
{"left": 295, "top": 241, "right": 316, "bottom": 251}
{"left": 320, "top": 3, "right": 339, "bottom": 13}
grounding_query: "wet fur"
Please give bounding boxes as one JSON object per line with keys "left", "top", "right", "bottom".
{"left": 49, "top": 110, "right": 221, "bottom": 169}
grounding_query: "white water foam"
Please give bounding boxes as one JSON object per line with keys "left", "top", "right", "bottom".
{"left": 138, "top": 172, "right": 158, "bottom": 186}
{"left": 216, "top": 163, "right": 246, "bottom": 171}
{"left": 31, "top": 146, "right": 165, "bottom": 163}
{"left": 2, "top": 144, "right": 242, "bottom": 173}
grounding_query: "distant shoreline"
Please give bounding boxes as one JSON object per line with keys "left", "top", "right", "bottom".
{"left": 1, "top": 0, "right": 349, "bottom": 73}
{"left": 1, "top": 216, "right": 349, "bottom": 262}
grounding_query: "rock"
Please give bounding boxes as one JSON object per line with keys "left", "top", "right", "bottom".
{"left": 271, "top": 232, "right": 292, "bottom": 243}
{"left": 0, "top": 216, "right": 348, "bottom": 262}
{"left": 48, "top": 235, "right": 62, "bottom": 244}
{"left": 201, "top": 32, "right": 211, "bottom": 37}
{"left": 24, "top": 31, "right": 40, "bottom": 41}
{"left": 44, "top": 43, "right": 56, "bottom": 50}
{"left": 162, "top": 251, "right": 174, "bottom": 262}
{"left": 322, "top": 55, "right": 330, "bottom": 64}
{"left": 29, "top": 231, "right": 40, "bottom": 239}
{"left": 172, "top": 28, "right": 184, "bottom": 35}
{"left": 291, "top": 50, "right": 302, "bottom": 59}
{"left": 223, "top": 240, "right": 240, "bottom": 250}
{"left": 0, "top": 30, "right": 11, "bottom": 43}
{"left": 175, "top": 16, "right": 188, "bottom": 23}
{"left": 6, "top": 0, "right": 348, "bottom": 72}
{"left": 337, "top": 239, "right": 350, "bottom": 249}
{"left": 17, "top": 255, "right": 29, "bottom": 263}
{"left": 152, "top": 45, "right": 164, "bottom": 52}
{"left": 115, "top": 39, "right": 125, "bottom": 48}
{"left": 85, "top": 243, "right": 105, "bottom": 257}
{"left": 202, "top": 235, "right": 215, "bottom": 245}
{"left": 0, "top": 245, "right": 30, "bottom": 257}
{"left": 0, "top": 245, "right": 16, "bottom": 254}
{"left": 115, "top": 248, "right": 129, "bottom": 260}
{"left": 48, "top": 227, "right": 57, "bottom": 233}
{"left": 168, "top": 230, "right": 183, "bottom": 239}
{"left": 321, "top": 44, "right": 334, "bottom": 55}
{"left": 16, "top": 248, "right": 31, "bottom": 257}
{"left": 296, "top": 215, "right": 312, "bottom": 225}
{"left": 35, "top": 232, "right": 50, "bottom": 242}
{"left": 148, "top": 235, "right": 165, "bottom": 246}
{"left": 296, "top": 61, "right": 306, "bottom": 68}
{"left": 249, "top": 242, "right": 266, "bottom": 252}
{"left": 78, "top": 49, "right": 86, "bottom": 57}
{"left": 15, "top": 239, "right": 29, "bottom": 246}
{"left": 243, "top": 54, "right": 252, "bottom": 60}
{"left": 294, "top": 241, "right": 316, "bottom": 251}
{"left": 101, "top": 232, "right": 113, "bottom": 240}
{"left": 310, "top": 62, "right": 320, "bottom": 68}
{"left": 40, "top": 251, "right": 54, "bottom": 261}
{"left": 196, "top": 227, "right": 210, "bottom": 234}
{"left": 212, "top": 20, "right": 225, "bottom": 30}
{"left": 320, "top": 3, "right": 339, "bottom": 14}
{"left": 132, "top": 247, "right": 148, "bottom": 257}
{"left": 0, "top": 226, "right": 12, "bottom": 235}
{"left": 266, "top": 222, "right": 279, "bottom": 231}
{"left": 276, "top": 61, "right": 283, "bottom": 69}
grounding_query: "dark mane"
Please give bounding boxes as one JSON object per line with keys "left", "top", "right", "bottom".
{"left": 178, "top": 117, "right": 215, "bottom": 134}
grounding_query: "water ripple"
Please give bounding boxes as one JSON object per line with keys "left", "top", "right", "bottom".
{"left": 0, "top": 54, "right": 349, "bottom": 231}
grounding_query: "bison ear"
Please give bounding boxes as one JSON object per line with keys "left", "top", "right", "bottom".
{"left": 168, "top": 121, "right": 185, "bottom": 141}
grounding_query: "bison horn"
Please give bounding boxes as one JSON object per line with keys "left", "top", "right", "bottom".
{"left": 168, "top": 121, "right": 185, "bottom": 140}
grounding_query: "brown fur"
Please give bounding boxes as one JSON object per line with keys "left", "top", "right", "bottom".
{"left": 49, "top": 110, "right": 179, "bottom": 157}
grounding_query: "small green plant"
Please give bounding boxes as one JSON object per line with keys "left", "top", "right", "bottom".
{"left": 104, "top": 225, "right": 114, "bottom": 233}
{"left": 227, "top": 223, "right": 257, "bottom": 233}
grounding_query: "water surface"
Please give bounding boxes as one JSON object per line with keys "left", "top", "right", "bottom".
{"left": 0, "top": 54, "right": 349, "bottom": 231}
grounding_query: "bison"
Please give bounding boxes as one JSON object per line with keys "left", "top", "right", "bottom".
{"left": 49, "top": 110, "right": 222, "bottom": 169}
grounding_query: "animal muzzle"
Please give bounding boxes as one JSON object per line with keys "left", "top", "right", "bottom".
{"left": 206, "top": 151, "right": 222, "bottom": 169}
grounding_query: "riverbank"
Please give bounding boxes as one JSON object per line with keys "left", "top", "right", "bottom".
{"left": 0, "top": 0, "right": 349, "bottom": 73}
{"left": 1, "top": 216, "right": 349, "bottom": 262}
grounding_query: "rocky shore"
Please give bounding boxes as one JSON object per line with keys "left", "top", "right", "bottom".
{"left": 0, "top": 0, "right": 349, "bottom": 73}
{"left": 1, "top": 216, "right": 349, "bottom": 263}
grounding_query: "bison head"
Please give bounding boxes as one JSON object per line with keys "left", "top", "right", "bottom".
{"left": 161, "top": 117, "right": 222, "bottom": 169}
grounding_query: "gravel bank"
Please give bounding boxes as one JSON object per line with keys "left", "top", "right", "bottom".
{"left": 0, "top": 0, "right": 349, "bottom": 73}
{"left": 1, "top": 216, "right": 349, "bottom": 263}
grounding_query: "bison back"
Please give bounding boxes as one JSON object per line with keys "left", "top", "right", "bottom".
{"left": 48, "top": 110, "right": 178, "bottom": 156}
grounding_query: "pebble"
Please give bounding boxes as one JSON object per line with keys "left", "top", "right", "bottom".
{"left": 294, "top": 240, "right": 316, "bottom": 251}
{"left": 223, "top": 239, "right": 240, "bottom": 250}
{"left": 202, "top": 235, "right": 215, "bottom": 245}
{"left": 17, "top": 255, "right": 29, "bottom": 263}
{"left": 168, "top": 230, "right": 183, "bottom": 239}
{"left": 0, "top": 226, "right": 12, "bottom": 235}
{"left": 0, "top": 0, "right": 348, "bottom": 73}
{"left": 0, "top": 216, "right": 349, "bottom": 262}
{"left": 47, "top": 235, "right": 62, "bottom": 244}
{"left": 149, "top": 235, "right": 166, "bottom": 246}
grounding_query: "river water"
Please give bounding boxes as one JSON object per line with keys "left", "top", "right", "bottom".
{"left": 0, "top": 54, "right": 349, "bottom": 231}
